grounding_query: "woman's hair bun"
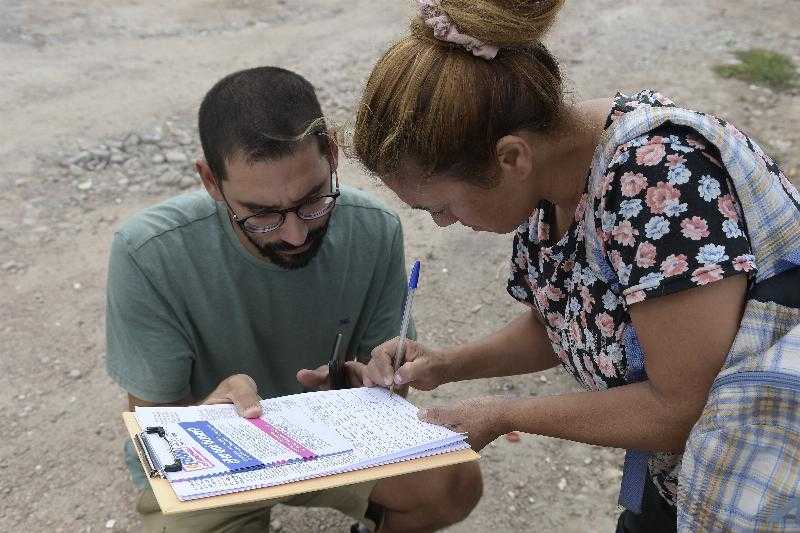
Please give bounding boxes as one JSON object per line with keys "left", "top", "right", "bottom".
{"left": 422, "top": 0, "right": 565, "bottom": 48}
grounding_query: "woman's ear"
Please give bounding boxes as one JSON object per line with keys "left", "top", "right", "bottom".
{"left": 196, "top": 159, "right": 223, "bottom": 202}
{"left": 495, "top": 135, "right": 534, "bottom": 182}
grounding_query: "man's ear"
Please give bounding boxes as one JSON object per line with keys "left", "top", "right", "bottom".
{"left": 495, "top": 135, "right": 533, "bottom": 183}
{"left": 196, "top": 159, "right": 223, "bottom": 202}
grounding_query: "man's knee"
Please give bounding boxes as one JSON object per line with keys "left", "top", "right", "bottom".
{"left": 439, "top": 461, "right": 483, "bottom": 524}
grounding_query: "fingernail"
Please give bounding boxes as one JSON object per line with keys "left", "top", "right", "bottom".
{"left": 394, "top": 373, "right": 403, "bottom": 385}
{"left": 384, "top": 376, "right": 392, "bottom": 387}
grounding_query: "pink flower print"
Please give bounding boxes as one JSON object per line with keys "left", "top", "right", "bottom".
{"left": 666, "top": 154, "right": 687, "bottom": 169}
{"left": 645, "top": 181, "right": 681, "bottom": 214}
{"left": 547, "top": 312, "right": 565, "bottom": 330}
{"left": 597, "top": 172, "right": 615, "bottom": 198}
{"left": 691, "top": 264, "right": 724, "bottom": 285}
{"left": 546, "top": 285, "right": 565, "bottom": 301}
{"left": 610, "top": 109, "right": 625, "bottom": 122}
{"left": 537, "top": 221, "right": 550, "bottom": 242}
{"left": 620, "top": 172, "right": 648, "bottom": 197}
{"left": 612, "top": 220, "right": 639, "bottom": 247}
{"left": 685, "top": 134, "right": 706, "bottom": 150}
{"left": 580, "top": 285, "right": 595, "bottom": 314}
{"left": 647, "top": 135, "right": 666, "bottom": 145}
{"left": 595, "top": 352, "right": 616, "bottom": 378}
{"left": 534, "top": 287, "right": 549, "bottom": 310}
{"left": 636, "top": 142, "right": 666, "bottom": 166}
{"left": 680, "top": 216, "right": 710, "bottom": 240}
{"left": 556, "top": 349, "right": 570, "bottom": 365}
{"left": 717, "top": 194, "right": 739, "bottom": 221}
{"left": 609, "top": 249, "right": 624, "bottom": 270}
{"left": 635, "top": 241, "right": 657, "bottom": 268}
{"left": 626, "top": 290, "right": 646, "bottom": 304}
{"left": 733, "top": 254, "right": 756, "bottom": 272}
{"left": 660, "top": 254, "right": 689, "bottom": 277}
{"left": 570, "top": 321, "right": 583, "bottom": 348}
{"left": 595, "top": 312, "right": 616, "bottom": 337}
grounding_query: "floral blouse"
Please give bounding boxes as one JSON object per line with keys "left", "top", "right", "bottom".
{"left": 506, "top": 90, "right": 773, "bottom": 506}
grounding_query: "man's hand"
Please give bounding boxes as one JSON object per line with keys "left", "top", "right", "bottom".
{"left": 418, "top": 395, "right": 511, "bottom": 451}
{"left": 296, "top": 361, "right": 371, "bottom": 390}
{"left": 364, "top": 338, "right": 449, "bottom": 391}
{"left": 202, "top": 374, "right": 263, "bottom": 418}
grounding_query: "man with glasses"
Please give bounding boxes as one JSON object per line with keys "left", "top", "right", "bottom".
{"left": 105, "top": 66, "right": 482, "bottom": 533}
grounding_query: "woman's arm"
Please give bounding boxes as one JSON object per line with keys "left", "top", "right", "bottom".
{"left": 364, "top": 309, "right": 560, "bottom": 390}
{"left": 422, "top": 274, "right": 747, "bottom": 452}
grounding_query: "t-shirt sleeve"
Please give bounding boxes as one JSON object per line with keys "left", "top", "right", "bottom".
{"left": 597, "top": 126, "right": 756, "bottom": 305}
{"left": 105, "top": 233, "right": 194, "bottom": 402}
{"left": 353, "top": 222, "right": 416, "bottom": 360}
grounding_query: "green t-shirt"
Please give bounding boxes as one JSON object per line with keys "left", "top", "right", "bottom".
{"left": 106, "top": 187, "right": 414, "bottom": 487}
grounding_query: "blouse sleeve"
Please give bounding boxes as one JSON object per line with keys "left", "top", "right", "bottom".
{"left": 597, "top": 124, "right": 756, "bottom": 305}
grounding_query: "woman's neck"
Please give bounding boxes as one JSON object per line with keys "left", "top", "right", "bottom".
{"left": 526, "top": 98, "right": 613, "bottom": 210}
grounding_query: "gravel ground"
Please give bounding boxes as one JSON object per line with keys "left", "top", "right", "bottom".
{"left": 1, "top": 1, "right": 798, "bottom": 532}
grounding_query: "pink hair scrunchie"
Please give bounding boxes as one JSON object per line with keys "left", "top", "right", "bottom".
{"left": 417, "top": 0, "right": 500, "bottom": 60}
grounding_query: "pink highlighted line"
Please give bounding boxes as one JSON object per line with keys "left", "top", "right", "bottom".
{"left": 248, "top": 418, "right": 316, "bottom": 460}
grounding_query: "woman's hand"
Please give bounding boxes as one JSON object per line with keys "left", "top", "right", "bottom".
{"left": 418, "top": 396, "right": 511, "bottom": 451}
{"left": 361, "top": 338, "right": 451, "bottom": 390}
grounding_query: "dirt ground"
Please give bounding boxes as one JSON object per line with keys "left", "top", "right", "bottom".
{"left": 1, "top": 1, "right": 799, "bottom": 531}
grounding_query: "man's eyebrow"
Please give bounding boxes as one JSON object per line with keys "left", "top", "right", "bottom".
{"left": 241, "top": 183, "right": 325, "bottom": 212}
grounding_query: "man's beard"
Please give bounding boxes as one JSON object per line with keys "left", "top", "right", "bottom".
{"left": 246, "top": 222, "right": 330, "bottom": 270}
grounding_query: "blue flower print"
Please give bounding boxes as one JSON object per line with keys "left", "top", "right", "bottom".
{"left": 638, "top": 271, "right": 665, "bottom": 289}
{"left": 696, "top": 243, "right": 729, "bottom": 265}
{"left": 601, "top": 211, "right": 617, "bottom": 233}
{"left": 644, "top": 216, "right": 670, "bottom": 240}
{"left": 698, "top": 175, "right": 722, "bottom": 201}
{"left": 663, "top": 199, "right": 688, "bottom": 218}
{"left": 619, "top": 199, "right": 643, "bottom": 219}
{"left": 617, "top": 263, "right": 633, "bottom": 285}
{"left": 722, "top": 219, "right": 743, "bottom": 239}
{"left": 602, "top": 289, "right": 619, "bottom": 311}
{"left": 667, "top": 166, "right": 691, "bottom": 185}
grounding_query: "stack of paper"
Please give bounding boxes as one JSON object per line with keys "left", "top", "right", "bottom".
{"left": 135, "top": 387, "right": 469, "bottom": 500}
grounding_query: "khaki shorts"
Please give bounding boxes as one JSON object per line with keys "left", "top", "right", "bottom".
{"left": 136, "top": 480, "right": 377, "bottom": 533}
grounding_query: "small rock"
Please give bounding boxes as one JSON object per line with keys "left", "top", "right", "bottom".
{"left": 2, "top": 487, "right": 10, "bottom": 495}
{"left": 527, "top": 496, "right": 535, "bottom": 503}
{"left": 2, "top": 260, "right": 19, "bottom": 271}
{"left": 117, "top": 177, "right": 130, "bottom": 187}
{"left": 178, "top": 176, "right": 196, "bottom": 189}
{"left": 122, "top": 133, "right": 141, "bottom": 151}
{"left": 105, "top": 519, "right": 116, "bottom": 529}
{"left": 603, "top": 467, "right": 623, "bottom": 480}
{"left": 441, "top": 267, "right": 448, "bottom": 274}
{"left": 584, "top": 457, "right": 592, "bottom": 465}
{"left": 508, "top": 505, "right": 516, "bottom": 513}
{"left": 557, "top": 477, "right": 567, "bottom": 491}
{"left": 14, "top": 178, "right": 29, "bottom": 186}
{"left": 507, "top": 490, "right": 516, "bottom": 498}
{"left": 73, "top": 282, "right": 82, "bottom": 290}
{"left": 270, "top": 519, "right": 282, "bottom": 531}
{"left": 140, "top": 127, "right": 163, "bottom": 144}
{"left": 151, "top": 154, "right": 165, "bottom": 164}
{"left": 110, "top": 153, "right": 127, "bottom": 164}
{"left": 35, "top": 464, "right": 43, "bottom": 472}
{"left": 76, "top": 180, "right": 93, "bottom": 191}
{"left": 68, "top": 165, "right": 84, "bottom": 176}
{"left": 470, "top": 304, "right": 483, "bottom": 313}
{"left": 165, "top": 150, "right": 189, "bottom": 163}
{"left": 539, "top": 375, "right": 548, "bottom": 383}
{"left": 66, "top": 151, "right": 92, "bottom": 167}
{"left": 69, "top": 369, "right": 81, "bottom": 379}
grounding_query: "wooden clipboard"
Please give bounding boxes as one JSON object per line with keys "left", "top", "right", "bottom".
{"left": 122, "top": 412, "right": 479, "bottom": 514}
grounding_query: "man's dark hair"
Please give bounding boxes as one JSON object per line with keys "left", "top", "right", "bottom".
{"left": 198, "top": 66, "right": 328, "bottom": 180}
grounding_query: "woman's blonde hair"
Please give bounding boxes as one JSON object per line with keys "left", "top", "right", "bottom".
{"left": 353, "top": 0, "right": 565, "bottom": 186}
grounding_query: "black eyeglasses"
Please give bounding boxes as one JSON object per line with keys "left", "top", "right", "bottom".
{"left": 218, "top": 169, "right": 340, "bottom": 234}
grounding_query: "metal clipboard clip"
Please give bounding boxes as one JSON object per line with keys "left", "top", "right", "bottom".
{"left": 132, "top": 426, "right": 183, "bottom": 479}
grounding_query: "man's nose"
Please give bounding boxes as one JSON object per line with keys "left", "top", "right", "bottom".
{"left": 279, "top": 212, "right": 308, "bottom": 246}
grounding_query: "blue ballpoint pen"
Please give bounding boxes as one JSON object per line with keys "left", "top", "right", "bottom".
{"left": 389, "top": 260, "right": 421, "bottom": 395}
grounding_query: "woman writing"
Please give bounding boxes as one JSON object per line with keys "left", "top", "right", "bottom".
{"left": 350, "top": 0, "right": 800, "bottom": 531}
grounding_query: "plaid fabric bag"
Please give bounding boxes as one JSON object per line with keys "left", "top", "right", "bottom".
{"left": 582, "top": 104, "right": 800, "bottom": 531}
